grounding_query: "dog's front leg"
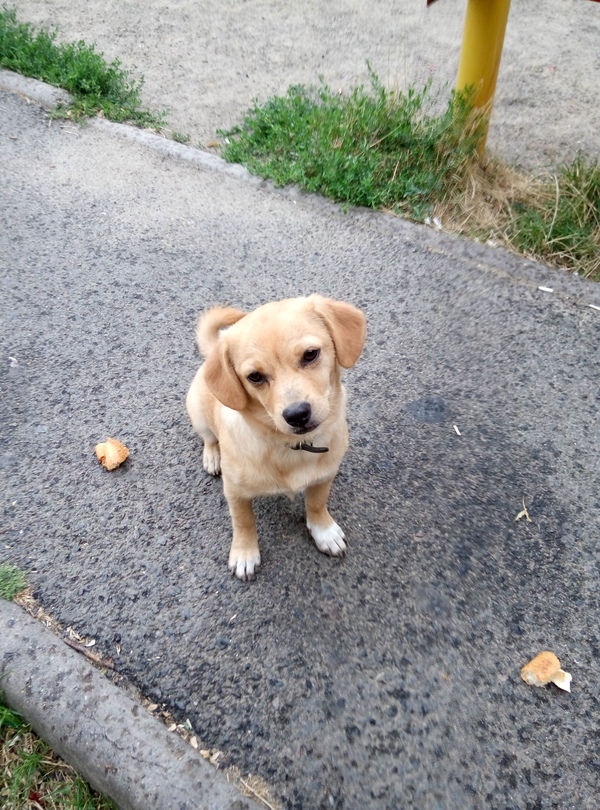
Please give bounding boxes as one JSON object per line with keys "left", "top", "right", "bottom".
{"left": 223, "top": 483, "right": 261, "bottom": 580}
{"left": 305, "top": 479, "right": 347, "bottom": 557}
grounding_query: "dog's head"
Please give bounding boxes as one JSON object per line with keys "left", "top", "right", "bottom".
{"left": 203, "top": 295, "right": 366, "bottom": 436}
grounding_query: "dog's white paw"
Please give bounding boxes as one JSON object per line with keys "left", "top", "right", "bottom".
{"left": 229, "top": 549, "right": 261, "bottom": 581}
{"left": 307, "top": 520, "right": 347, "bottom": 557}
{"left": 203, "top": 443, "right": 221, "bottom": 476}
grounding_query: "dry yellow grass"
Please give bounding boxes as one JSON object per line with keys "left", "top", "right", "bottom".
{"left": 433, "top": 156, "right": 543, "bottom": 246}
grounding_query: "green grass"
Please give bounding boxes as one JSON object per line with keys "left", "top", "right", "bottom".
{"left": 220, "top": 68, "right": 485, "bottom": 220}
{"left": 1, "top": 699, "right": 118, "bottom": 809}
{"left": 0, "top": 5, "right": 165, "bottom": 126}
{"left": 509, "top": 155, "right": 600, "bottom": 279}
{"left": 0, "top": 564, "right": 26, "bottom": 601}
{"left": 172, "top": 131, "right": 191, "bottom": 144}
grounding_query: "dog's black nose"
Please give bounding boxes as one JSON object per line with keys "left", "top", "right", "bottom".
{"left": 282, "top": 401, "right": 312, "bottom": 428}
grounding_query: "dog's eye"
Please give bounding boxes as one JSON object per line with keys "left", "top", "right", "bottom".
{"left": 247, "top": 371, "right": 266, "bottom": 385}
{"left": 302, "top": 348, "right": 320, "bottom": 364}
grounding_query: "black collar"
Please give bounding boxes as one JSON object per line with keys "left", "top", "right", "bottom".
{"left": 290, "top": 441, "right": 329, "bottom": 453}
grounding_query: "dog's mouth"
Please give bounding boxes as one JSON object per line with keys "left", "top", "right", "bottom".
{"left": 291, "top": 422, "right": 320, "bottom": 436}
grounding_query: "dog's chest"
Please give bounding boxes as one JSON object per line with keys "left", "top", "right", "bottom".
{"left": 219, "top": 408, "right": 346, "bottom": 496}
{"left": 221, "top": 436, "right": 341, "bottom": 497}
{"left": 243, "top": 446, "right": 335, "bottom": 496}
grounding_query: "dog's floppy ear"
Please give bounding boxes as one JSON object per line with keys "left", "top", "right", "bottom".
{"left": 204, "top": 339, "right": 248, "bottom": 411}
{"left": 311, "top": 295, "right": 366, "bottom": 368}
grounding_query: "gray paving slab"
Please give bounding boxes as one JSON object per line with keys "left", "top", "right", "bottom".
{"left": 1, "top": 76, "right": 599, "bottom": 810}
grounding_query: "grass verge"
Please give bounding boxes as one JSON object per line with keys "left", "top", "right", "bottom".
{"left": 221, "top": 68, "right": 485, "bottom": 221}
{"left": 508, "top": 156, "right": 600, "bottom": 278}
{"left": 221, "top": 71, "right": 600, "bottom": 281}
{"left": 0, "top": 5, "right": 165, "bottom": 126}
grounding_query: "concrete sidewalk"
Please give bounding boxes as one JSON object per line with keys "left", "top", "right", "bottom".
{"left": 1, "top": 66, "right": 600, "bottom": 810}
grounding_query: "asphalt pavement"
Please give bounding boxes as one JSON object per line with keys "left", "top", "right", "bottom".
{"left": 1, "top": 74, "right": 600, "bottom": 810}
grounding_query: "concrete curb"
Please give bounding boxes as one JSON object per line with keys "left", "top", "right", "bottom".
{"left": 1, "top": 67, "right": 599, "bottom": 312}
{"left": 0, "top": 67, "right": 73, "bottom": 109}
{"left": 0, "top": 600, "right": 261, "bottom": 810}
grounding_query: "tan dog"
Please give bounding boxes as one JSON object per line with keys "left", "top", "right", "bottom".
{"left": 185, "top": 295, "right": 366, "bottom": 580}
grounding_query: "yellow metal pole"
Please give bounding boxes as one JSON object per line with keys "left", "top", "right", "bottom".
{"left": 456, "top": 0, "right": 512, "bottom": 155}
